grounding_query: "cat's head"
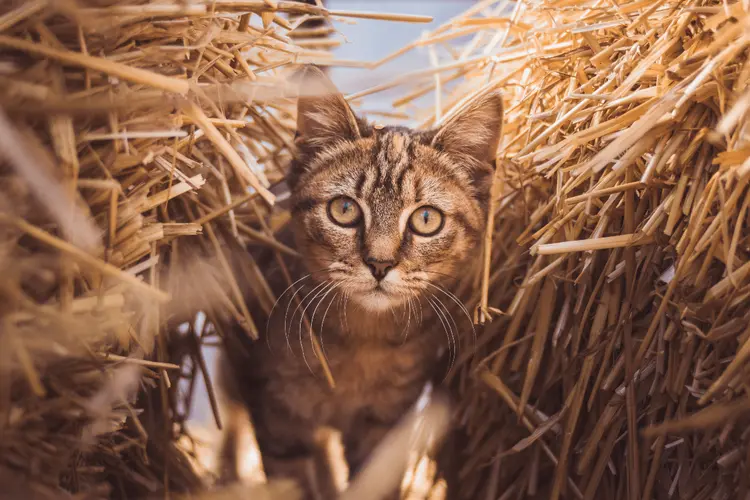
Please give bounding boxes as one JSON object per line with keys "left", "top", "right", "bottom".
{"left": 288, "top": 67, "right": 503, "bottom": 312}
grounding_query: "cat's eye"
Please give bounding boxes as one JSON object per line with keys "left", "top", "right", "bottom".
{"left": 409, "top": 206, "right": 444, "bottom": 236}
{"left": 328, "top": 196, "right": 362, "bottom": 227}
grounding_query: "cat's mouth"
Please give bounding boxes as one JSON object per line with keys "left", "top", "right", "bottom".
{"left": 348, "top": 279, "right": 417, "bottom": 312}
{"left": 358, "top": 288, "right": 400, "bottom": 311}
{"left": 325, "top": 266, "right": 416, "bottom": 311}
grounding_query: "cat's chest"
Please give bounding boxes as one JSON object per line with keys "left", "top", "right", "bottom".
{"left": 326, "top": 341, "right": 434, "bottom": 423}
{"left": 267, "top": 328, "right": 437, "bottom": 428}
{"left": 327, "top": 339, "right": 433, "bottom": 392}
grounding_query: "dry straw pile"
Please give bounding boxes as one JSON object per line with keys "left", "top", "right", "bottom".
{"left": 0, "top": 1, "right": 430, "bottom": 498}
{"left": 365, "top": 0, "right": 750, "bottom": 498}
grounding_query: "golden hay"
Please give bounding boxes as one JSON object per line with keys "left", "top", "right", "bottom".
{"left": 367, "top": 1, "right": 750, "bottom": 498}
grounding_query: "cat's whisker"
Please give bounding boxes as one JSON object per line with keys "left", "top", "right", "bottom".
{"left": 336, "top": 292, "right": 346, "bottom": 334}
{"left": 428, "top": 294, "right": 458, "bottom": 375}
{"left": 283, "top": 281, "right": 313, "bottom": 353}
{"left": 273, "top": 266, "right": 339, "bottom": 349}
{"left": 295, "top": 280, "right": 334, "bottom": 375}
{"left": 425, "top": 282, "right": 477, "bottom": 346}
{"left": 425, "top": 296, "right": 455, "bottom": 375}
{"left": 310, "top": 282, "right": 338, "bottom": 332}
{"left": 309, "top": 282, "right": 339, "bottom": 364}
{"left": 319, "top": 289, "right": 340, "bottom": 360}
{"left": 402, "top": 289, "right": 422, "bottom": 341}
{"left": 400, "top": 294, "right": 413, "bottom": 342}
{"left": 436, "top": 294, "right": 460, "bottom": 361}
{"left": 388, "top": 302, "right": 398, "bottom": 325}
{"left": 291, "top": 280, "right": 330, "bottom": 328}
{"left": 426, "top": 297, "right": 453, "bottom": 372}
{"left": 268, "top": 274, "right": 312, "bottom": 350}
{"left": 287, "top": 280, "right": 328, "bottom": 356}
{"left": 442, "top": 310, "right": 460, "bottom": 376}
{"left": 343, "top": 291, "right": 351, "bottom": 335}
{"left": 415, "top": 292, "right": 424, "bottom": 328}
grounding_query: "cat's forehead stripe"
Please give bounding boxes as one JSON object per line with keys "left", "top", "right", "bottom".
{"left": 389, "top": 133, "right": 405, "bottom": 158}
{"left": 296, "top": 130, "right": 484, "bottom": 231}
{"left": 384, "top": 138, "right": 415, "bottom": 189}
{"left": 394, "top": 164, "right": 413, "bottom": 196}
{"left": 302, "top": 131, "right": 451, "bottom": 192}
{"left": 354, "top": 171, "right": 367, "bottom": 198}
{"left": 388, "top": 133, "right": 412, "bottom": 168}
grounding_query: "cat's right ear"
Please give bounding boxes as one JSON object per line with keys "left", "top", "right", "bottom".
{"left": 294, "top": 65, "right": 361, "bottom": 151}
{"left": 430, "top": 90, "right": 503, "bottom": 170}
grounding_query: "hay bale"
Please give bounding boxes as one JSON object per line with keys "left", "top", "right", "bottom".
{"left": 369, "top": 1, "right": 750, "bottom": 498}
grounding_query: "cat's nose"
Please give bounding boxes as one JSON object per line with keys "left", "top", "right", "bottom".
{"left": 365, "top": 258, "right": 396, "bottom": 281}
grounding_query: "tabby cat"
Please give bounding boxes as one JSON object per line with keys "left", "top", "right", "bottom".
{"left": 219, "top": 67, "right": 503, "bottom": 499}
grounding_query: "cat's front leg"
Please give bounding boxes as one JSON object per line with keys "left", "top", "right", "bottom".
{"left": 261, "top": 451, "right": 336, "bottom": 500}
{"left": 252, "top": 403, "right": 339, "bottom": 500}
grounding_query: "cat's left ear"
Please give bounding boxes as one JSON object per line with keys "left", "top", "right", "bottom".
{"left": 295, "top": 65, "right": 361, "bottom": 150}
{"left": 430, "top": 91, "right": 503, "bottom": 169}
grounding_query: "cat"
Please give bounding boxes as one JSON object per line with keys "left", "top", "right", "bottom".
{"left": 218, "top": 66, "right": 503, "bottom": 499}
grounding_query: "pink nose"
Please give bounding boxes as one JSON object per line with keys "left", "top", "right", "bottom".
{"left": 365, "top": 258, "right": 396, "bottom": 281}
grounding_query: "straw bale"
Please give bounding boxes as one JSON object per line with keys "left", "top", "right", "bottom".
{"left": 371, "top": 1, "right": 750, "bottom": 498}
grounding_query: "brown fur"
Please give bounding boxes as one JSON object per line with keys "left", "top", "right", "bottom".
{"left": 219, "top": 67, "right": 503, "bottom": 498}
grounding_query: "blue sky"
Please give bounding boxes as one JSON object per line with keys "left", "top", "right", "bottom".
{"left": 328, "top": 0, "right": 475, "bottom": 121}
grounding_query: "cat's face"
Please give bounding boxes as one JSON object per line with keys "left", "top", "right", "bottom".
{"left": 288, "top": 68, "right": 503, "bottom": 312}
